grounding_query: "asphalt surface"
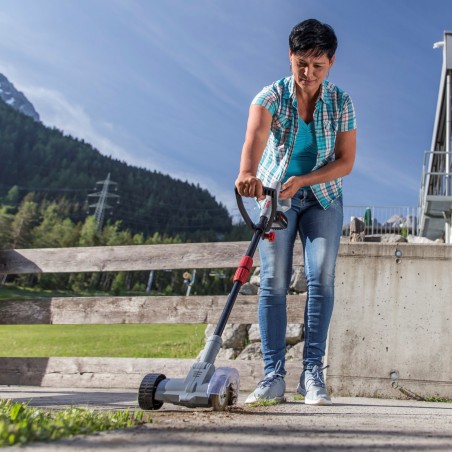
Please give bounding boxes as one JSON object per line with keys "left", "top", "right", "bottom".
{"left": 2, "top": 386, "right": 452, "bottom": 451}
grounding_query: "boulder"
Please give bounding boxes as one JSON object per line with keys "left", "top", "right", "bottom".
{"left": 204, "top": 324, "right": 247, "bottom": 350}
{"left": 246, "top": 324, "right": 304, "bottom": 346}
{"left": 286, "top": 324, "right": 304, "bottom": 345}
{"left": 380, "top": 234, "right": 408, "bottom": 243}
{"left": 290, "top": 267, "right": 307, "bottom": 293}
{"left": 350, "top": 216, "right": 365, "bottom": 242}
{"left": 407, "top": 234, "right": 435, "bottom": 244}
{"left": 286, "top": 341, "right": 304, "bottom": 361}
{"left": 196, "top": 345, "right": 239, "bottom": 361}
{"left": 215, "top": 347, "right": 240, "bottom": 360}
{"left": 249, "top": 266, "right": 307, "bottom": 294}
{"left": 250, "top": 267, "right": 261, "bottom": 287}
{"left": 247, "top": 324, "right": 261, "bottom": 343}
{"left": 239, "top": 282, "right": 258, "bottom": 295}
{"left": 236, "top": 342, "right": 262, "bottom": 360}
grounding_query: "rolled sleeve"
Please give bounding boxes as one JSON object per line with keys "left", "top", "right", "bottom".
{"left": 338, "top": 95, "right": 357, "bottom": 132}
{"left": 251, "top": 86, "right": 279, "bottom": 116}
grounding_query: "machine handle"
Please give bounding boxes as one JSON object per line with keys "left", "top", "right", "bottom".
{"left": 234, "top": 186, "right": 277, "bottom": 233}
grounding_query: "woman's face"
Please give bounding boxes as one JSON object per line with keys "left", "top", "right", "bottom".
{"left": 289, "top": 50, "right": 335, "bottom": 94}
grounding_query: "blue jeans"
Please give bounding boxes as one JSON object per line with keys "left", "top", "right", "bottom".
{"left": 257, "top": 188, "right": 343, "bottom": 376}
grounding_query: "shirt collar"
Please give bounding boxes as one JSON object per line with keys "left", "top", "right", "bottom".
{"left": 283, "top": 76, "right": 295, "bottom": 100}
{"left": 318, "top": 81, "right": 328, "bottom": 103}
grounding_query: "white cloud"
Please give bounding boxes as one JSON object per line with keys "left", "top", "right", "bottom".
{"left": 16, "top": 81, "right": 238, "bottom": 214}
{"left": 21, "top": 85, "right": 130, "bottom": 158}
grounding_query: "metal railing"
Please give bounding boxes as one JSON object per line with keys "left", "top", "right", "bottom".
{"left": 234, "top": 198, "right": 418, "bottom": 237}
{"left": 419, "top": 150, "right": 452, "bottom": 196}
{"left": 418, "top": 150, "right": 452, "bottom": 238}
{"left": 342, "top": 205, "right": 417, "bottom": 237}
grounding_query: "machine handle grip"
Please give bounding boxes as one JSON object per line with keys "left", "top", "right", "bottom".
{"left": 234, "top": 186, "right": 277, "bottom": 232}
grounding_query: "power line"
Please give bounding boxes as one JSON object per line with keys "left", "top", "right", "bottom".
{"left": 0, "top": 186, "right": 91, "bottom": 193}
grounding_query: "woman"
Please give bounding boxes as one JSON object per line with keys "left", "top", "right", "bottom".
{"left": 235, "top": 18, "right": 356, "bottom": 405}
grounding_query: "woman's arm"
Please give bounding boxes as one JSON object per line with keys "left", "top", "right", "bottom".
{"left": 235, "top": 104, "right": 272, "bottom": 198}
{"left": 280, "top": 128, "right": 356, "bottom": 199}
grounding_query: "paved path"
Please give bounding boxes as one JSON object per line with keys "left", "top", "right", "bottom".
{"left": 2, "top": 386, "right": 452, "bottom": 451}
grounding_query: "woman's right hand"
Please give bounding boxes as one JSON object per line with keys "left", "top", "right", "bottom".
{"left": 235, "top": 174, "right": 263, "bottom": 199}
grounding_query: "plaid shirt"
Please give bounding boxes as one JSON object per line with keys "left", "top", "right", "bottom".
{"left": 252, "top": 76, "right": 356, "bottom": 209}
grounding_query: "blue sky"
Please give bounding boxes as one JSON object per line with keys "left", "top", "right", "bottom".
{"left": 0, "top": 0, "right": 450, "bottom": 220}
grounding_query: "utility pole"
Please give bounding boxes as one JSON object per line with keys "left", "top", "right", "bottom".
{"left": 88, "top": 173, "right": 120, "bottom": 231}
{"left": 146, "top": 270, "right": 154, "bottom": 293}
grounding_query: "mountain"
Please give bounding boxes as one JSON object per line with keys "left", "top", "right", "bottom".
{"left": 0, "top": 73, "right": 40, "bottom": 122}
{"left": 0, "top": 84, "right": 232, "bottom": 242}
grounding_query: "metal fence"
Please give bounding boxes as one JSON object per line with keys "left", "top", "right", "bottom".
{"left": 233, "top": 201, "right": 418, "bottom": 237}
{"left": 342, "top": 205, "right": 417, "bottom": 237}
{"left": 418, "top": 150, "right": 452, "bottom": 240}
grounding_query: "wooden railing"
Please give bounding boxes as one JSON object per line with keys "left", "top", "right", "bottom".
{"left": 0, "top": 242, "right": 306, "bottom": 391}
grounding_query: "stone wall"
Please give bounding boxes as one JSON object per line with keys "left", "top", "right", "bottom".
{"left": 202, "top": 266, "right": 307, "bottom": 364}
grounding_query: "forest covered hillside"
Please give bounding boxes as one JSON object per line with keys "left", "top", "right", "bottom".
{"left": 0, "top": 99, "right": 232, "bottom": 242}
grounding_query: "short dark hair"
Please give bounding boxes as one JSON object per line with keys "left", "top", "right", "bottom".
{"left": 289, "top": 19, "right": 337, "bottom": 59}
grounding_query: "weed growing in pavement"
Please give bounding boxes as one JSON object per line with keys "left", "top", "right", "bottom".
{"left": 0, "top": 399, "right": 145, "bottom": 447}
{"left": 424, "top": 395, "right": 452, "bottom": 403}
{"left": 246, "top": 399, "right": 284, "bottom": 408}
{"left": 293, "top": 394, "right": 305, "bottom": 401}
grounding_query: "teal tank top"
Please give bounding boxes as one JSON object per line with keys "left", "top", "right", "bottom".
{"left": 283, "top": 117, "right": 317, "bottom": 186}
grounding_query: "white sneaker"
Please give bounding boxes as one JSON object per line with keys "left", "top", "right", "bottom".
{"left": 297, "top": 365, "right": 332, "bottom": 406}
{"left": 245, "top": 363, "right": 286, "bottom": 404}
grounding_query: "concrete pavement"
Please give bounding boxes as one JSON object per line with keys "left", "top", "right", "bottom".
{"left": 2, "top": 386, "right": 452, "bottom": 451}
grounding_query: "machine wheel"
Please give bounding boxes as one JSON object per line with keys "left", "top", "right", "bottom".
{"left": 211, "top": 384, "right": 230, "bottom": 411}
{"left": 138, "top": 373, "right": 166, "bottom": 410}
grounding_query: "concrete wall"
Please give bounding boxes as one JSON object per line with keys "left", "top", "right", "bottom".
{"left": 327, "top": 243, "right": 452, "bottom": 399}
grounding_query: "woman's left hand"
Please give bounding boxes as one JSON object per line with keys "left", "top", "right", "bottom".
{"left": 280, "top": 176, "right": 303, "bottom": 199}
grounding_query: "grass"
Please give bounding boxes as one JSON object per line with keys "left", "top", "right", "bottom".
{"left": 246, "top": 399, "right": 285, "bottom": 407}
{"left": 0, "top": 285, "right": 206, "bottom": 358}
{"left": 0, "top": 285, "right": 107, "bottom": 300}
{"left": 0, "top": 324, "right": 205, "bottom": 358}
{"left": 0, "top": 287, "right": 201, "bottom": 446}
{"left": 424, "top": 395, "right": 452, "bottom": 403}
{"left": 0, "top": 399, "right": 144, "bottom": 447}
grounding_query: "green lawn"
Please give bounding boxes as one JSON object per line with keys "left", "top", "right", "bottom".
{"left": 0, "top": 285, "right": 102, "bottom": 300}
{"left": 0, "top": 324, "right": 205, "bottom": 358}
{"left": 0, "top": 285, "right": 206, "bottom": 358}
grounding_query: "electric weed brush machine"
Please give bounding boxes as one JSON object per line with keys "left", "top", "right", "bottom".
{"left": 137, "top": 184, "right": 288, "bottom": 411}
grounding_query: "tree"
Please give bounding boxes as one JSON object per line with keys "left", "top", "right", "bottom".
{"left": 5, "top": 185, "right": 20, "bottom": 205}
{"left": 0, "top": 97, "right": 233, "bottom": 242}
{"left": 78, "top": 216, "right": 99, "bottom": 247}
{"left": 32, "top": 203, "right": 78, "bottom": 248}
{"left": 10, "top": 195, "right": 38, "bottom": 248}
{"left": 0, "top": 206, "right": 14, "bottom": 249}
